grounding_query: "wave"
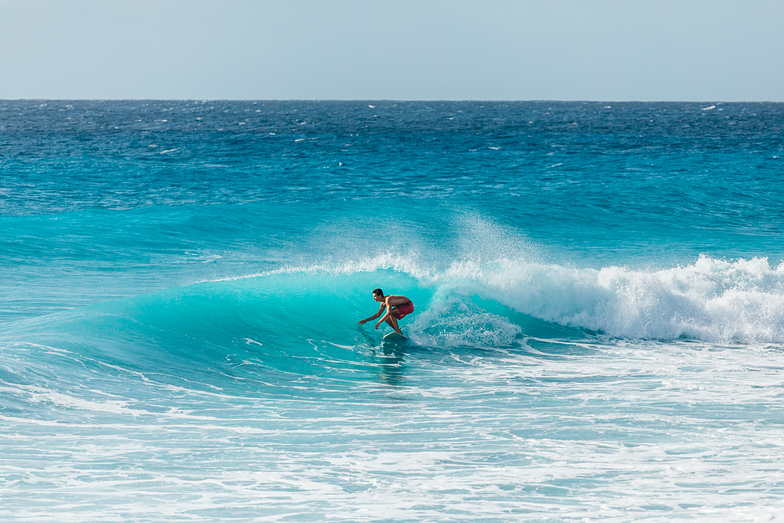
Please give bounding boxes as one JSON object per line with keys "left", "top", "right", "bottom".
{"left": 413, "top": 254, "right": 784, "bottom": 344}
{"left": 2, "top": 252, "right": 783, "bottom": 415}
{"left": 241, "top": 253, "right": 784, "bottom": 345}
{"left": 3, "top": 254, "right": 783, "bottom": 370}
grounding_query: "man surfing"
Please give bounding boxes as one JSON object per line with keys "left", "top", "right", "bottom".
{"left": 358, "top": 288, "right": 414, "bottom": 335}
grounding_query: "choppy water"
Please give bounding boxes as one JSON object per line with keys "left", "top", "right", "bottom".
{"left": 2, "top": 100, "right": 784, "bottom": 521}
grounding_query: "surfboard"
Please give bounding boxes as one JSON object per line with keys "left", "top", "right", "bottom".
{"left": 383, "top": 331, "right": 407, "bottom": 341}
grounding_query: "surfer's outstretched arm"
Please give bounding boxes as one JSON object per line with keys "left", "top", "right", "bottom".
{"left": 359, "top": 304, "right": 385, "bottom": 325}
{"left": 375, "top": 307, "right": 391, "bottom": 329}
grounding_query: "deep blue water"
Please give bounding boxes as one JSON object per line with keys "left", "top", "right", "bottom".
{"left": 2, "top": 100, "right": 784, "bottom": 521}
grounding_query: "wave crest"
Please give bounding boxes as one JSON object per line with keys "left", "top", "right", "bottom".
{"left": 417, "top": 255, "right": 784, "bottom": 343}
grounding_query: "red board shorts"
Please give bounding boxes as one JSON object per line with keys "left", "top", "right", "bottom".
{"left": 396, "top": 301, "right": 414, "bottom": 319}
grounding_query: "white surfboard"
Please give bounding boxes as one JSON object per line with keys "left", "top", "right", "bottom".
{"left": 383, "top": 331, "right": 407, "bottom": 341}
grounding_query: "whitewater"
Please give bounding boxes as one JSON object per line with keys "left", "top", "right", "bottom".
{"left": 2, "top": 100, "right": 784, "bottom": 521}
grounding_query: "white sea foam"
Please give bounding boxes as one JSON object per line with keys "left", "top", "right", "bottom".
{"left": 283, "top": 252, "right": 784, "bottom": 344}
{"left": 4, "top": 336, "right": 784, "bottom": 521}
{"left": 410, "top": 297, "right": 523, "bottom": 349}
{"left": 434, "top": 255, "right": 784, "bottom": 343}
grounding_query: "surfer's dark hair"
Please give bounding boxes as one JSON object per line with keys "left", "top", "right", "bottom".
{"left": 372, "top": 288, "right": 384, "bottom": 297}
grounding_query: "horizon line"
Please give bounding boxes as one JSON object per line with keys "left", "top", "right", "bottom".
{"left": 3, "top": 99, "right": 783, "bottom": 104}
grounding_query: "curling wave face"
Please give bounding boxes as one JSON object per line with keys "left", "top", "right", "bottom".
{"left": 257, "top": 253, "right": 784, "bottom": 345}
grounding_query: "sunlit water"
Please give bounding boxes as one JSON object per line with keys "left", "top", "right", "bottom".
{"left": 2, "top": 100, "right": 784, "bottom": 521}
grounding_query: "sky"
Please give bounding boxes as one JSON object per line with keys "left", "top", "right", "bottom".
{"left": 1, "top": 0, "right": 782, "bottom": 101}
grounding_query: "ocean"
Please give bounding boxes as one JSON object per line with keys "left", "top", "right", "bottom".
{"left": 1, "top": 100, "right": 783, "bottom": 521}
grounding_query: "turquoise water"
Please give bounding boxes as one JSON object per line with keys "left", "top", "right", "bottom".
{"left": 2, "top": 101, "right": 784, "bottom": 521}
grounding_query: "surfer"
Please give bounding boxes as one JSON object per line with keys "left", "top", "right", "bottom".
{"left": 358, "top": 288, "right": 414, "bottom": 335}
